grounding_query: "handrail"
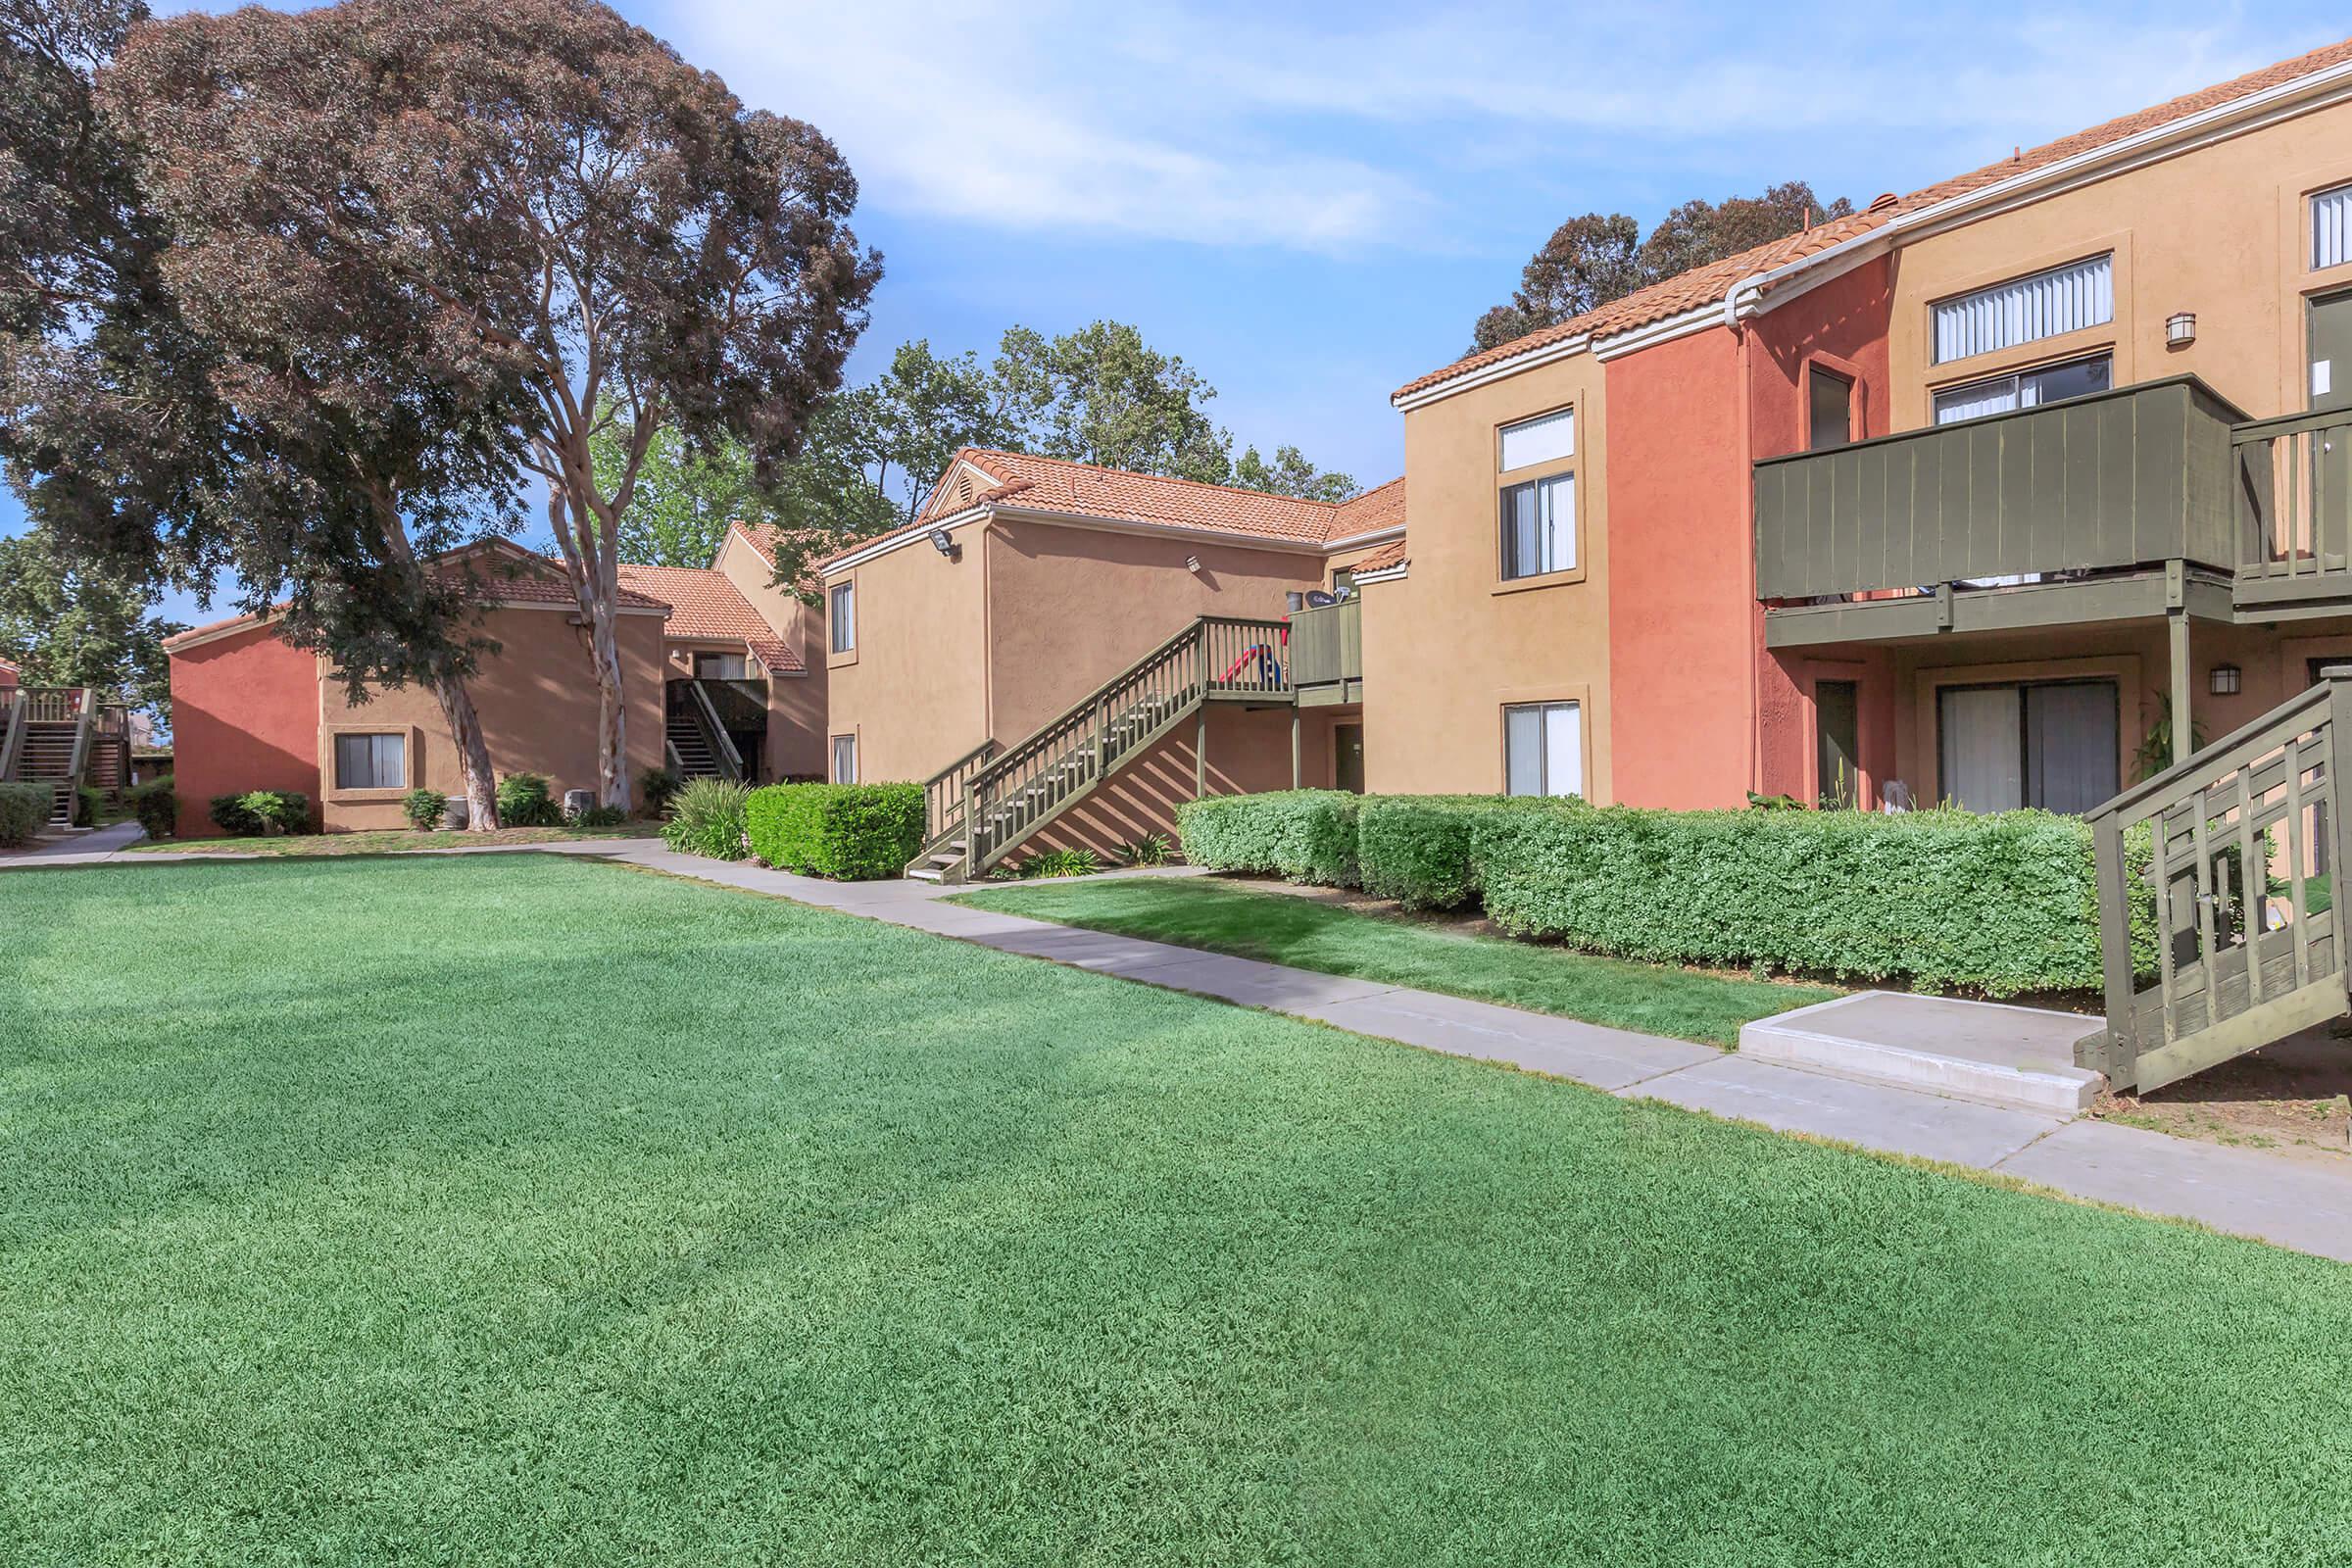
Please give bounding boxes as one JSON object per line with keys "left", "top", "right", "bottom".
{"left": 917, "top": 736, "right": 1002, "bottom": 846}
{"left": 64, "top": 690, "right": 95, "bottom": 805}
{"left": 1754, "top": 373, "right": 2250, "bottom": 468}
{"left": 966, "top": 617, "right": 1221, "bottom": 799}
{"left": 2231, "top": 406, "right": 2349, "bottom": 444}
{"left": 2088, "top": 680, "right": 2332, "bottom": 823}
{"left": 0, "top": 694, "right": 23, "bottom": 781}
{"left": 687, "top": 678, "right": 744, "bottom": 781}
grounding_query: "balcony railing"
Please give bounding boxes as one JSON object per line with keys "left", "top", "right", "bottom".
{"left": 2233, "top": 406, "right": 2352, "bottom": 608}
{"left": 1288, "top": 598, "right": 1362, "bottom": 700}
{"left": 1753, "top": 376, "right": 2246, "bottom": 605}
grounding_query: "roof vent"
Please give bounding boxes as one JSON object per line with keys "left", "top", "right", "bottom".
{"left": 1868, "top": 191, "right": 1898, "bottom": 212}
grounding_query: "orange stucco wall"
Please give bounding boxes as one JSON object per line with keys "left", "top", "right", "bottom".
{"left": 1366, "top": 352, "right": 1610, "bottom": 798}
{"left": 168, "top": 623, "right": 323, "bottom": 835}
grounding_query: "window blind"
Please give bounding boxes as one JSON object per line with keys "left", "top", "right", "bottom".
{"left": 1498, "top": 408, "right": 1574, "bottom": 471}
{"left": 2318, "top": 183, "right": 2352, "bottom": 271}
{"left": 1933, "top": 255, "right": 2112, "bottom": 363}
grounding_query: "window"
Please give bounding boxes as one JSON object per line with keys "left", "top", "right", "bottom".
{"left": 1498, "top": 407, "right": 1574, "bottom": 471}
{"left": 830, "top": 734, "right": 857, "bottom": 784}
{"left": 1936, "top": 679, "right": 2118, "bottom": 814}
{"left": 1933, "top": 352, "right": 2112, "bottom": 426}
{"left": 1808, "top": 367, "right": 1854, "bottom": 451}
{"left": 828, "top": 581, "right": 855, "bottom": 654}
{"left": 1933, "top": 254, "right": 2112, "bottom": 364}
{"left": 332, "top": 731, "right": 406, "bottom": 791}
{"left": 694, "top": 652, "right": 748, "bottom": 679}
{"left": 1499, "top": 472, "right": 1576, "bottom": 580}
{"left": 2317, "top": 182, "right": 2352, "bottom": 271}
{"left": 1503, "top": 702, "right": 1583, "bottom": 799}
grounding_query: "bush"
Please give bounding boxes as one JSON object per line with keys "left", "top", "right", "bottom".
{"left": 1113, "top": 832, "right": 1173, "bottom": 867}
{"left": 662, "top": 777, "right": 751, "bottom": 860}
{"left": 1022, "top": 847, "right": 1101, "bottom": 878}
{"left": 1356, "top": 795, "right": 1587, "bottom": 910}
{"left": 74, "top": 786, "right": 103, "bottom": 827}
{"left": 744, "top": 782, "right": 924, "bottom": 880}
{"left": 1175, "top": 790, "right": 1360, "bottom": 886}
{"left": 123, "top": 780, "right": 176, "bottom": 839}
{"left": 569, "top": 803, "right": 630, "bottom": 829}
{"left": 212, "top": 790, "right": 309, "bottom": 836}
{"left": 209, "top": 794, "right": 260, "bottom": 836}
{"left": 496, "top": 772, "right": 563, "bottom": 827}
{"left": 0, "top": 781, "right": 49, "bottom": 847}
{"left": 639, "top": 766, "right": 682, "bottom": 817}
{"left": 402, "top": 788, "right": 449, "bottom": 831}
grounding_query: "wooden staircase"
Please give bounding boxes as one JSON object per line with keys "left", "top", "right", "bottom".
{"left": 662, "top": 680, "right": 742, "bottom": 783}
{"left": 906, "top": 615, "right": 1293, "bottom": 883}
{"left": 2082, "top": 667, "right": 2352, "bottom": 1093}
{"left": 0, "top": 687, "right": 125, "bottom": 832}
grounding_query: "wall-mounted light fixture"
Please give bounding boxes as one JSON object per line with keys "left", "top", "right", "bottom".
{"left": 1184, "top": 555, "right": 1202, "bottom": 574}
{"left": 2209, "top": 662, "right": 2241, "bottom": 696}
{"left": 929, "top": 527, "right": 956, "bottom": 558}
{"left": 2166, "top": 312, "right": 2197, "bottom": 348}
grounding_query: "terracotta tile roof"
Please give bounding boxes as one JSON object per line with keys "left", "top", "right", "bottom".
{"left": 815, "top": 450, "right": 1407, "bottom": 570}
{"left": 1396, "top": 35, "right": 2352, "bottom": 401}
{"left": 616, "top": 563, "right": 802, "bottom": 675}
{"left": 1351, "top": 536, "right": 1408, "bottom": 573}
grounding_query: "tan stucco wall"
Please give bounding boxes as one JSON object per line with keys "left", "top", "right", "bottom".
{"left": 316, "top": 605, "right": 667, "bottom": 830}
{"left": 712, "top": 528, "right": 827, "bottom": 780}
{"left": 1887, "top": 98, "right": 2352, "bottom": 428}
{"left": 983, "top": 516, "right": 1328, "bottom": 747}
{"left": 819, "top": 528, "right": 990, "bottom": 784}
{"left": 1364, "top": 352, "right": 1611, "bottom": 799}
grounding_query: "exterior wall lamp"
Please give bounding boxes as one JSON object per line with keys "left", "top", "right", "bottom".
{"left": 2209, "top": 662, "right": 2241, "bottom": 696}
{"left": 2166, "top": 312, "right": 2197, "bottom": 348}
{"left": 1185, "top": 555, "right": 1202, "bottom": 574}
{"left": 928, "top": 527, "right": 958, "bottom": 560}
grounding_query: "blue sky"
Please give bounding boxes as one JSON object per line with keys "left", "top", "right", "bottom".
{"left": 8, "top": 0, "right": 2344, "bottom": 623}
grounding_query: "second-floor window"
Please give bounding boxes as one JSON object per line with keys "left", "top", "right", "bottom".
{"left": 1933, "top": 254, "right": 2112, "bottom": 364}
{"left": 1808, "top": 367, "right": 1854, "bottom": 450}
{"left": 2318, "top": 181, "right": 2351, "bottom": 271}
{"left": 1934, "top": 352, "right": 2112, "bottom": 426}
{"left": 828, "top": 581, "right": 855, "bottom": 654}
{"left": 694, "top": 652, "right": 748, "bottom": 679}
{"left": 1497, "top": 407, "right": 1574, "bottom": 471}
{"left": 1499, "top": 473, "right": 1575, "bottom": 580}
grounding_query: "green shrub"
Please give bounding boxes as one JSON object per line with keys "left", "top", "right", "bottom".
{"left": 1356, "top": 795, "right": 1586, "bottom": 909}
{"left": 496, "top": 772, "right": 563, "bottom": 828}
{"left": 403, "top": 788, "right": 449, "bottom": 831}
{"left": 1113, "top": 832, "right": 1173, "bottom": 867}
{"left": 238, "top": 790, "right": 311, "bottom": 835}
{"left": 209, "top": 794, "right": 261, "bottom": 836}
{"left": 743, "top": 782, "right": 924, "bottom": 880}
{"left": 1022, "top": 847, "right": 1101, "bottom": 879}
{"left": 639, "top": 766, "right": 683, "bottom": 817}
{"left": 662, "top": 777, "right": 751, "bottom": 860}
{"left": 74, "top": 786, "right": 103, "bottom": 827}
{"left": 1175, "top": 790, "right": 1360, "bottom": 885}
{"left": 123, "top": 780, "right": 176, "bottom": 839}
{"left": 569, "top": 803, "right": 630, "bottom": 829}
{"left": 0, "top": 781, "right": 49, "bottom": 847}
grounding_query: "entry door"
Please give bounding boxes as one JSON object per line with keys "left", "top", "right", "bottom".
{"left": 1814, "top": 679, "right": 1859, "bottom": 808}
{"left": 1334, "top": 724, "right": 1365, "bottom": 794}
{"left": 2312, "top": 288, "right": 2352, "bottom": 414}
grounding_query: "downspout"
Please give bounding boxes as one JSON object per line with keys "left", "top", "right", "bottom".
{"left": 1733, "top": 316, "right": 1762, "bottom": 801}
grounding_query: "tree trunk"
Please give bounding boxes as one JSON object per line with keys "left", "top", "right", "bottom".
{"left": 431, "top": 665, "right": 500, "bottom": 830}
{"left": 587, "top": 592, "right": 628, "bottom": 810}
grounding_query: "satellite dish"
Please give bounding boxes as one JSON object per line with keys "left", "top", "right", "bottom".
{"left": 1304, "top": 589, "right": 1338, "bottom": 609}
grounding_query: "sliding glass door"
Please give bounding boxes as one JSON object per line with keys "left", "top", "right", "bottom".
{"left": 1936, "top": 679, "right": 2118, "bottom": 814}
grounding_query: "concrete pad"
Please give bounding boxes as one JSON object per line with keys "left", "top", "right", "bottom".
{"left": 1626, "top": 1054, "right": 2063, "bottom": 1167}
{"left": 1299, "top": 990, "right": 1717, "bottom": 1092}
{"left": 1117, "top": 952, "right": 1399, "bottom": 1009}
{"left": 1994, "top": 1119, "right": 2352, "bottom": 1262}
{"left": 1740, "top": 991, "right": 2105, "bottom": 1115}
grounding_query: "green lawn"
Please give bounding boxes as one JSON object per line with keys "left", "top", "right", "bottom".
{"left": 957, "top": 874, "right": 1837, "bottom": 1045}
{"left": 6, "top": 856, "right": 2351, "bottom": 1565}
{"left": 122, "top": 821, "right": 662, "bottom": 856}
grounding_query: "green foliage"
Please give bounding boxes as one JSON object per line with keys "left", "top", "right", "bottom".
{"left": 0, "top": 527, "right": 184, "bottom": 721}
{"left": 662, "top": 778, "right": 751, "bottom": 861}
{"left": 0, "top": 782, "right": 50, "bottom": 847}
{"left": 236, "top": 790, "right": 310, "bottom": 836}
{"left": 1176, "top": 790, "right": 1362, "bottom": 887}
{"left": 2132, "top": 692, "right": 2209, "bottom": 782}
{"left": 495, "top": 773, "right": 563, "bottom": 828}
{"left": 402, "top": 788, "right": 450, "bottom": 831}
{"left": 569, "top": 804, "right": 630, "bottom": 829}
{"left": 1113, "top": 831, "right": 1173, "bottom": 867}
{"left": 74, "top": 786, "right": 102, "bottom": 828}
{"left": 639, "top": 766, "right": 683, "bottom": 818}
{"left": 1355, "top": 796, "right": 1588, "bottom": 911}
{"left": 122, "top": 779, "right": 176, "bottom": 840}
{"left": 743, "top": 782, "right": 924, "bottom": 880}
{"left": 1021, "top": 847, "right": 1101, "bottom": 879}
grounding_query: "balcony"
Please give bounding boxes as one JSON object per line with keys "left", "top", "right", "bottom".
{"left": 2232, "top": 406, "right": 2352, "bottom": 616}
{"left": 1288, "top": 598, "right": 1362, "bottom": 706}
{"left": 1753, "top": 376, "right": 2248, "bottom": 647}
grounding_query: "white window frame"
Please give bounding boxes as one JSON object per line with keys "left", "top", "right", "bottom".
{"left": 1933, "top": 351, "right": 2114, "bottom": 427}
{"left": 1933, "top": 254, "right": 2113, "bottom": 364}
{"left": 2317, "top": 182, "right": 2352, "bottom": 272}
{"left": 1498, "top": 471, "right": 1576, "bottom": 581}
{"left": 1498, "top": 407, "right": 1575, "bottom": 472}
{"left": 1503, "top": 701, "right": 1583, "bottom": 799}
{"left": 828, "top": 581, "right": 855, "bottom": 654}
{"left": 332, "top": 731, "right": 407, "bottom": 791}
{"left": 830, "top": 733, "right": 857, "bottom": 784}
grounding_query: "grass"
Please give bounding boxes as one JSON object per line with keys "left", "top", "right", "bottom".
{"left": 956, "top": 874, "right": 1837, "bottom": 1046}
{"left": 7, "top": 856, "right": 2352, "bottom": 1565}
{"left": 122, "top": 820, "right": 662, "bottom": 856}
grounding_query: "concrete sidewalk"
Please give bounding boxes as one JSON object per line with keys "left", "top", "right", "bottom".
{"left": 24, "top": 834, "right": 2352, "bottom": 1262}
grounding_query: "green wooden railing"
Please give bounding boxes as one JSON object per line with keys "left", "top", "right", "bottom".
{"left": 2232, "top": 406, "right": 2352, "bottom": 607}
{"left": 2083, "top": 669, "right": 2352, "bottom": 1093}
{"left": 919, "top": 737, "right": 1002, "bottom": 848}
{"left": 1289, "top": 598, "right": 1362, "bottom": 697}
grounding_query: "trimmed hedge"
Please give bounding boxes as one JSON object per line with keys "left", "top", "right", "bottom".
{"left": 745, "top": 782, "right": 924, "bottom": 881}
{"left": 0, "top": 781, "right": 49, "bottom": 847}
{"left": 1174, "top": 790, "right": 1361, "bottom": 886}
{"left": 1178, "top": 791, "right": 2116, "bottom": 996}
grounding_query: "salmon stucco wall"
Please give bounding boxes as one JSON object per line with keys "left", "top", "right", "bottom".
{"left": 169, "top": 624, "right": 322, "bottom": 836}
